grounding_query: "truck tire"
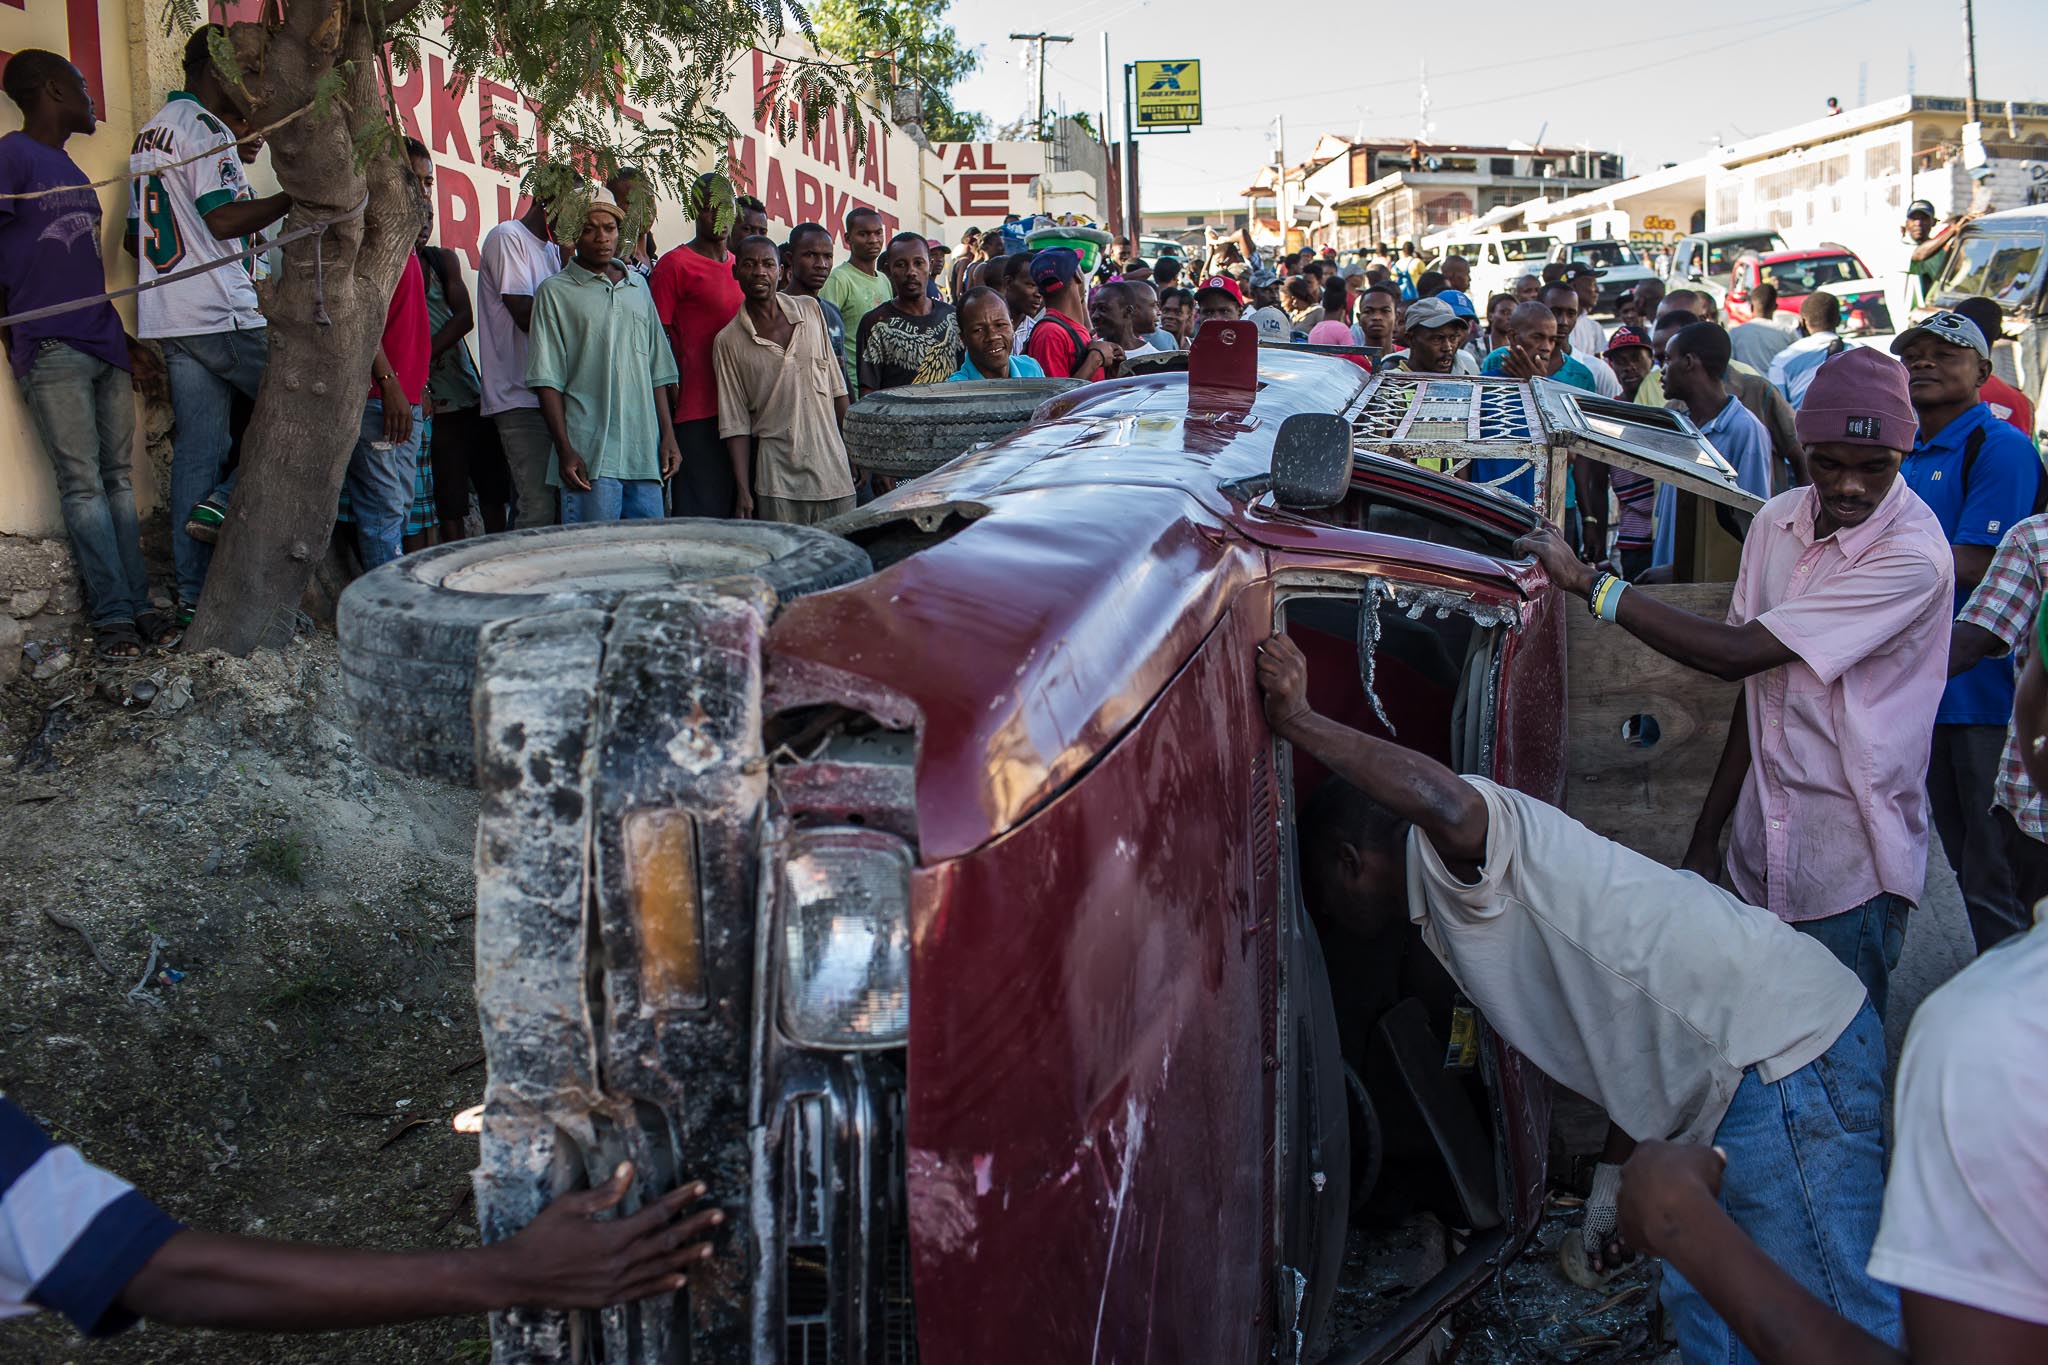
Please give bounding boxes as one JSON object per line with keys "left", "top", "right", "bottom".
{"left": 841, "top": 378, "right": 1082, "bottom": 479}
{"left": 337, "top": 519, "right": 870, "bottom": 785}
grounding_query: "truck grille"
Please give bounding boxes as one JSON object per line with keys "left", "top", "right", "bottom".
{"left": 765, "top": 1052, "right": 918, "bottom": 1365}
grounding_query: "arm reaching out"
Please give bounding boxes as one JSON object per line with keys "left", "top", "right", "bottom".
{"left": 1256, "top": 633, "right": 1489, "bottom": 869}
{"left": 119, "top": 1162, "right": 721, "bottom": 1332}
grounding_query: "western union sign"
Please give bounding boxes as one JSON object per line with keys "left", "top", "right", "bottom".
{"left": 1134, "top": 60, "right": 1202, "bottom": 128}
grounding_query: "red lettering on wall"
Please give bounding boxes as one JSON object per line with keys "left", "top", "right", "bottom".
{"left": 880, "top": 130, "right": 897, "bottom": 198}
{"left": 983, "top": 145, "right": 1007, "bottom": 170}
{"left": 478, "top": 79, "right": 518, "bottom": 171}
{"left": 860, "top": 123, "right": 881, "bottom": 192}
{"left": 952, "top": 144, "right": 975, "bottom": 171}
{"left": 751, "top": 51, "right": 784, "bottom": 134}
{"left": 955, "top": 173, "right": 1013, "bottom": 217}
{"left": 821, "top": 115, "right": 841, "bottom": 172}
{"left": 439, "top": 166, "right": 482, "bottom": 268}
{"left": 794, "top": 171, "right": 823, "bottom": 227}
{"left": 427, "top": 57, "right": 474, "bottom": 164}
{"left": 762, "top": 156, "right": 792, "bottom": 226}
{"left": 389, "top": 58, "right": 424, "bottom": 143}
{"left": 494, "top": 183, "right": 534, "bottom": 227}
{"left": 727, "top": 134, "right": 757, "bottom": 198}
{"left": 822, "top": 185, "right": 849, "bottom": 241}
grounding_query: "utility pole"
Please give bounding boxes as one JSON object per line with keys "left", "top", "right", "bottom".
{"left": 1960, "top": 0, "right": 1979, "bottom": 124}
{"left": 1010, "top": 32, "right": 1074, "bottom": 142}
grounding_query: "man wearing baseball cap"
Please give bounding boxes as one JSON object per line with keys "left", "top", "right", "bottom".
{"left": 1198, "top": 274, "right": 1253, "bottom": 332}
{"left": 1901, "top": 198, "right": 1975, "bottom": 313}
{"left": 1895, "top": 309, "right": 2043, "bottom": 951}
{"left": 1521, "top": 346, "right": 1953, "bottom": 1014}
{"left": 1239, "top": 272, "right": 1287, "bottom": 342}
{"left": 1381, "top": 296, "right": 1478, "bottom": 376}
{"left": 527, "top": 193, "right": 681, "bottom": 523}
{"left": 1603, "top": 325, "right": 1661, "bottom": 579}
{"left": 1024, "top": 248, "right": 1122, "bottom": 381}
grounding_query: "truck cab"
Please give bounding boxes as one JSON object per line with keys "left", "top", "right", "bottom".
{"left": 341, "top": 327, "right": 1760, "bottom": 1365}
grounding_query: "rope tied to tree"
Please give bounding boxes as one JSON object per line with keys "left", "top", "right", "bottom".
{"left": 0, "top": 193, "right": 369, "bottom": 331}
{"left": 0, "top": 100, "right": 319, "bottom": 202}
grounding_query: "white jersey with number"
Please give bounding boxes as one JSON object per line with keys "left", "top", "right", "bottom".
{"left": 128, "top": 92, "right": 265, "bottom": 338}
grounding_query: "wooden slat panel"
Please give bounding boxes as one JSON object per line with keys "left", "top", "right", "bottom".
{"left": 1565, "top": 583, "right": 1739, "bottom": 868}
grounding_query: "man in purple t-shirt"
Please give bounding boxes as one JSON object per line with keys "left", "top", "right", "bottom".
{"left": 1, "top": 50, "right": 172, "bottom": 656}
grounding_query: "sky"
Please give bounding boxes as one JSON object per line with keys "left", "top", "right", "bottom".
{"left": 948, "top": 0, "right": 2048, "bottom": 212}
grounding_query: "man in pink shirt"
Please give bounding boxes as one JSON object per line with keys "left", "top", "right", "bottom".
{"left": 1520, "top": 349, "right": 1952, "bottom": 1014}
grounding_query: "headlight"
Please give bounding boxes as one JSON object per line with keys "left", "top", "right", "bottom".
{"left": 777, "top": 828, "right": 913, "bottom": 1049}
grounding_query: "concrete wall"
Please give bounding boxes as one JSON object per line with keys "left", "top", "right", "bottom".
{"left": 1, "top": 0, "right": 165, "bottom": 539}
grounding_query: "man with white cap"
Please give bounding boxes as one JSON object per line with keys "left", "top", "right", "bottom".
{"left": 525, "top": 194, "right": 681, "bottom": 523}
{"left": 1897, "top": 309, "right": 2043, "bottom": 952}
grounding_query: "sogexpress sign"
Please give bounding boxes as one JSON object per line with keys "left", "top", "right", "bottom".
{"left": 1135, "top": 60, "right": 1202, "bottom": 128}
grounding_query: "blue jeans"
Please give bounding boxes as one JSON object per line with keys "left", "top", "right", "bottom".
{"left": 1793, "top": 893, "right": 1909, "bottom": 1018}
{"left": 560, "top": 476, "right": 664, "bottom": 523}
{"left": 19, "top": 342, "right": 150, "bottom": 627}
{"left": 1661, "top": 1002, "right": 1900, "bottom": 1363}
{"left": 162, "top": 328, "right": 266, "bottom": 603}
{"left": 345, "top": 399, "right": 422, "bottom": 569}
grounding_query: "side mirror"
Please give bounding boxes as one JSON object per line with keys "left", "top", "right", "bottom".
{"left": 1271, "top": 412, "right": 1353, "bottom": 510}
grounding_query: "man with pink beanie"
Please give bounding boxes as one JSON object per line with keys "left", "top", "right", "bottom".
{"left": 1520, "top": 346, "right": 1953, "bottom": 1015}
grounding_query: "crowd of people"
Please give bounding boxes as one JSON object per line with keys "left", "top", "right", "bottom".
{"left": 8, "top": 32, "right": 2048, "bottom": 1362}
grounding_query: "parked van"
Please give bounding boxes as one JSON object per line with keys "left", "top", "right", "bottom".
{"left": 1427, "top": 231, "right": 1560, "bottom": 303}
{"left": 1928, "top": 205, "right": 2048, "bottom": 440}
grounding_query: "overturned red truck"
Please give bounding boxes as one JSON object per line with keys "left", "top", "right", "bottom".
{"left": 338, "top": 323, "right": 1760, "bottom": 1363}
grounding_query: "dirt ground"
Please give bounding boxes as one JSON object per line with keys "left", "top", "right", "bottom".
{"left": 1, "top": 631, "right": 490, "bottom": 1364}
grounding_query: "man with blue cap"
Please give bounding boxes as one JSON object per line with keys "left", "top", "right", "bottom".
{"left": 1896, "top": 308, "right": 2044, "bottom": 952}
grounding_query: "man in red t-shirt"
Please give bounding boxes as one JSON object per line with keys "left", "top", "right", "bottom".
{"left": 1954, "top": 297, "right": 2037, "bottom": 442}
{"left": 1024, "top": 248, "right": 1123, "bottom": 381}
{"left": 345, "top": 250, "right": 430, "bottom": 567}
{"left": 649, "top": 173, "right": 768, "bottom": 516}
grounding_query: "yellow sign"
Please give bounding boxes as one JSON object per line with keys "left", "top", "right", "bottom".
{"left": 1335, "top": 202, "right": 1372, "bottom": 227}
{"left": 1134, "top": 60, "right": 1202, "bottom": 129}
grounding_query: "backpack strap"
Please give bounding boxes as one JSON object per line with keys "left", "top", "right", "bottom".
{"left": 1033, "top": 311, "right": 1089, "bottom": 375}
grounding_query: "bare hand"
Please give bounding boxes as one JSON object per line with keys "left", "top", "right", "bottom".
{"left": 659, "top": 437, "right": 681, "bottom": 480}
{"left": 379, "top": 379, "right": 412, "bottom": 444}
{"left": 1680, "top": 834, "right": 1721, "bottom": 883}
{"left": 1501, "top": 343, "right": 1544, "bottom": 379}
{"left": 559, "top": 448, "right": 595, "bottom": 493}
{"left": 1617, "top": 1142, "right": 1726, "bottom": 1262}
{"left": 1512, "top": 522, "right": 1597, "bottom": 597}
{"left": 490, "top": 1162, "right": 723, "bottom": 1310}
{"left": 1255, "top": 633, "right": 1314, "bottom": 737}
{"left": 733, "top": 486, "right": 755, "bottom": 519}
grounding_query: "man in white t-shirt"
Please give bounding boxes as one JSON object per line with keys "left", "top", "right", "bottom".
{"left": 1242, "top": 271, "right": 1292, "bottom": 343}
{"left": 1613, "top": 638, "right": 2048, "bottom": 1365}
{"left": 127, "top": 26, "right": 291, "bottom": 620}
{"left": 477, "top": 194, "right": 562, "bottom": 527}
{"left": 1255, "top": 630, "right": 1898, "bottom": 1365}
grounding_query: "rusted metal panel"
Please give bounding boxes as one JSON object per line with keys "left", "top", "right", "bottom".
{"left": 902, "top": 586, "right": 1277, "bottom": 1364}
{"left": 470, "top": 609, "right": 608, "bottom": 1364}
{"left": 584, "top": 583, "right": 780, "bottom": 1356}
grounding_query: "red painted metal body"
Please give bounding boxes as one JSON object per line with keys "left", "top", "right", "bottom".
{"left": 764, "top": 347, "right": 1566, "bottom": 1361}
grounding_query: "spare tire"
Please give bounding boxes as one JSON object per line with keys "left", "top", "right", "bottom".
{"left": 337, "top": 519, "right": 870, "bottom": 785}
{"left": 842, "top": 378, "right": 1082, "bottom": 479}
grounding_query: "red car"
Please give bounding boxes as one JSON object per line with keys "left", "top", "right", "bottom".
{"left": 1724, "top": 246, "right": 1880, "bottom": 324}
{"left": 340, "top": 332, "right": 1758, "bottom": 1363}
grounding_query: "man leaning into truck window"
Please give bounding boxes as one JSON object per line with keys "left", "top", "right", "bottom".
{"left": 1517, "top": 348, "right": 1952, "bottom": 1017}
{"left": 1255, "top": 631, "right": 1899, "bottom": 1365}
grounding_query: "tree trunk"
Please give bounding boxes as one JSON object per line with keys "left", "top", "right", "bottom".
{"left": 183, "top": 2, "right": 418, "bottom": 655}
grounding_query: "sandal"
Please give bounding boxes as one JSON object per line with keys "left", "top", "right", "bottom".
{"left": 94, "top": 622, "right": 145, "bottom": 660}
{"left": 136, "top": 610, "right": 184, "bottom": 650}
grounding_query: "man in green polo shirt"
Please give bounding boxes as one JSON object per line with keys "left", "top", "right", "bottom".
{"left": 525, "top": 193, "right": 681, "bottom": 522}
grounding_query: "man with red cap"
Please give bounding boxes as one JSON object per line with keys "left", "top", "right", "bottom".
{"left": 1024, "top": 248, "right": 1123, "bottom": 381}
{"left": 1521, "top": 347, "right": 1952, "bottom": 1015}
{"left": 1603, "top": 324, "right": 1660, "bottom": 580}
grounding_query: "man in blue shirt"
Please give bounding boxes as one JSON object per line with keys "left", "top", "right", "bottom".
{"left": 947, "top": 287, "right": 1047, "bottom": 382}
{"left": 1897, "top": 310, "right": 2042, "bottom": 948}
{"left": 1651, "top": 321, "right": 1774, "bottom": 571}
{"left": 1478, "top": 300, "right": 1597, "bottom": 519}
